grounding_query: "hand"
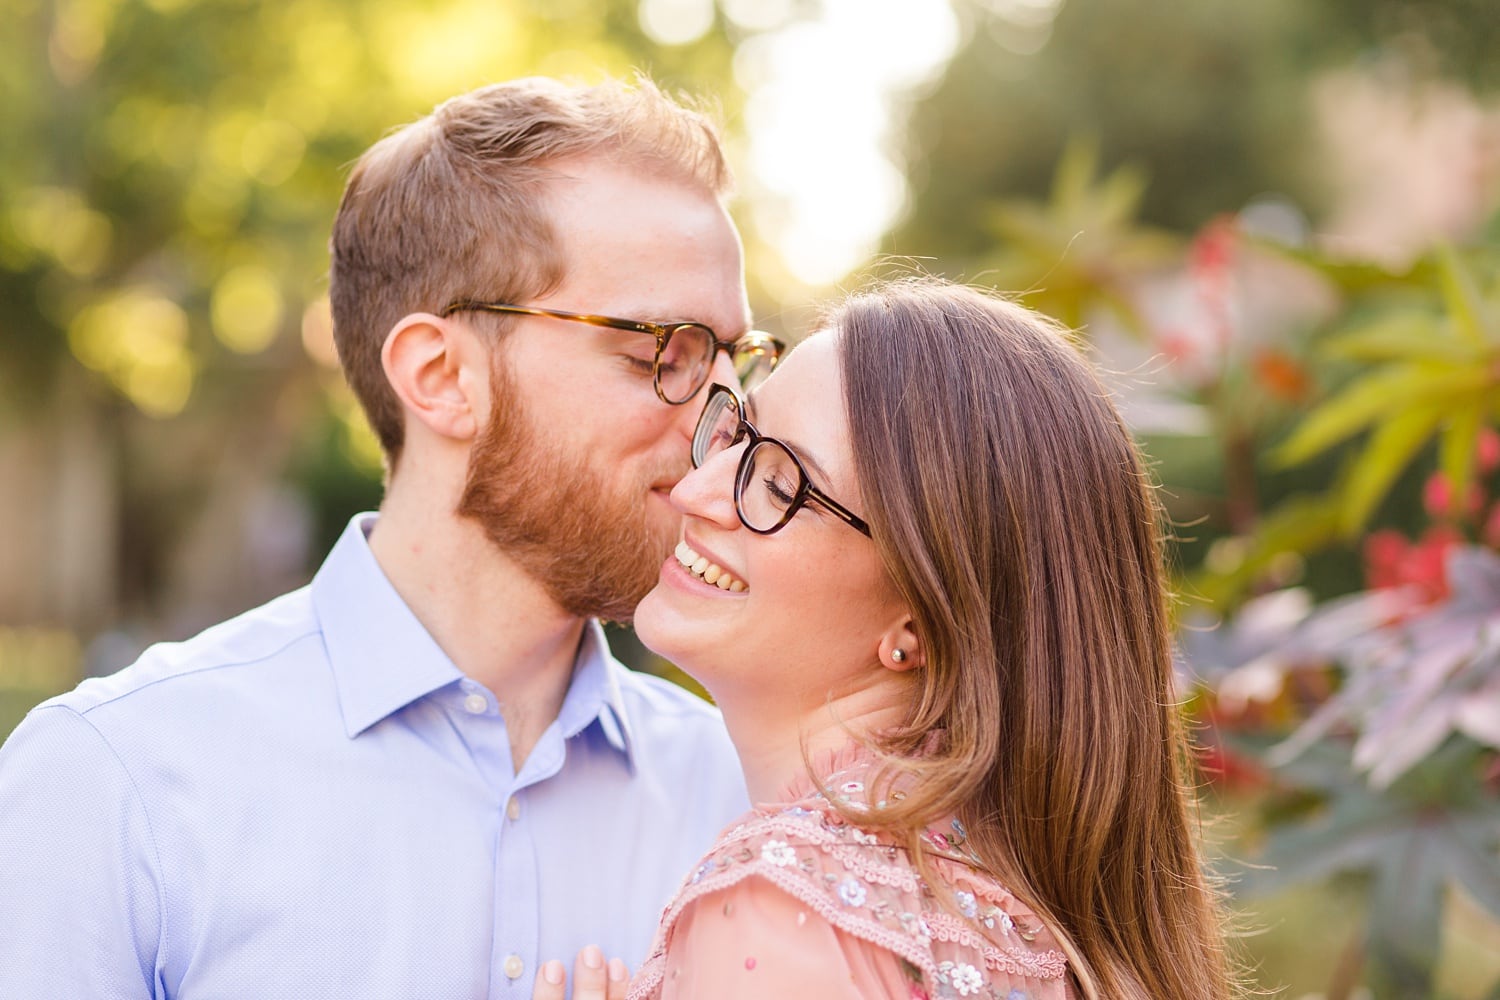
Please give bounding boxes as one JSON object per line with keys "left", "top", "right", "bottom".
{"left": 532, "top": 944, "right": 630, "bottom": 1000}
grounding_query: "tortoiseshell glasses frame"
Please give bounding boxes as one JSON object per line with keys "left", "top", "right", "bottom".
{"left": 440, "top": 301, "right": 784, "bottom": 404}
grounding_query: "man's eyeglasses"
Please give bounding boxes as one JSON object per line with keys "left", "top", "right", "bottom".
{"left": 692, "top": 384, "right": 871, "bottom": 537}
{"left": 440, "top": 301, "right": 784, "bottom": 405}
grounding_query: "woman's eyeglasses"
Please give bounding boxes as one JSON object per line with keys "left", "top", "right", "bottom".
{"left": 692, "top": 384, "right": 870, "bottom": 537}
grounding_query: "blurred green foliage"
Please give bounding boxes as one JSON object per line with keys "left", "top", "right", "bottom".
{"left": 0, "top": 0, "right": 746, "bottom": 627}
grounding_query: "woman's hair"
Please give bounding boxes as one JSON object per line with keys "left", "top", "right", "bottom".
{"left": 832, "top": 277, "right": 1234, "bottom": 1000}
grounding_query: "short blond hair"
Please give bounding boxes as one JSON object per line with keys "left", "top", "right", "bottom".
{"left": 329, "top": 75, "right": 731, "bottom": 463}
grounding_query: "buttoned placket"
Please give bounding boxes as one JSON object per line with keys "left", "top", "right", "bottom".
{"left": 448, "top": 678, "right": 581, "bottom": 997}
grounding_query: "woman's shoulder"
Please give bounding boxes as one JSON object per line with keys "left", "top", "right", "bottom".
{"left": 631, "top": 783, "right": 1071, "bottom": 1000}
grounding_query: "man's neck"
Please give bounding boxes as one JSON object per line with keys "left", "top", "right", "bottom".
{"left": 367, "top": 498, "right": 586, "bottom": 770}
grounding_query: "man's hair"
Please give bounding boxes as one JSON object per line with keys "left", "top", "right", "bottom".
{"left": 828, "top": 278, "right": 1238, "bottom": 1000}
{"left": 329, "top": 75, "right": 731, "bottom": 464}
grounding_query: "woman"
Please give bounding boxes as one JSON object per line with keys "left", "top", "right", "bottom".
{"left": 538, "top": 278, "right": 1235, "bottom": 999}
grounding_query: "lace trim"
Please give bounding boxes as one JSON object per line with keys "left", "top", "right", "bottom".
{"left": 924, "top": 910, "right": 1067, "bottom": 978}
{"left": 628, "top": 809, "right": 1068, "bottom": 999}
{"left": 724, "top": 814, "right": 925, "bottom": 892}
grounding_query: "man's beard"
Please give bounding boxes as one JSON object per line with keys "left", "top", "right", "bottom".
{"left": 456, "top": 362, "right": 685, "bottom": 623}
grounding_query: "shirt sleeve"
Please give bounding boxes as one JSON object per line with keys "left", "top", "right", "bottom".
{"left": 658, "top": 876, "right": 916, "bottom": 1000}
{"left": 0, "top": 705, "right": 163, "bottom": 997}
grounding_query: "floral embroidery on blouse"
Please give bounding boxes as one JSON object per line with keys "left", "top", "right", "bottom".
{"left": 628, "top": 748, "right": 1071, "bottom": 1000}
{"left": 938, "top": 960, "right": 986, "bottom": 996}
{"left": 761, "top": 839, "right": 798, "bottom": 867}
{"left": 838, "top": 876, "right": 868, "bottom": 907}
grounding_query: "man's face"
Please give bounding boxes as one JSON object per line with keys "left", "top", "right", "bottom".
{"left": 458, "top": 159, "right": 751, "bottom": 621}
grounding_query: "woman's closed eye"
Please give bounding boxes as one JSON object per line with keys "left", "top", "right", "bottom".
{"left": 760, "top": 473, "right": 798, "bottom": 508}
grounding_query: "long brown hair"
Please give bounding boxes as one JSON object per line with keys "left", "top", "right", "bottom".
{"left": 832, "top": 278, "right": 1233, "bottom": 1000}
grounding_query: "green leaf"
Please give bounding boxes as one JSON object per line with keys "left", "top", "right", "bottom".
{"left": 1366, "top": 829, "right": 1443, "bottom": 998}
{"left": 1180, "top": 493, "right": 1343, "bottom": 611}
{"left": 1251, "top": 240, "right": 1433, "bottom": 295}
{"left": 1052, "top": 136, "right": 1100, "bottom": 214}
{"left": 1240, "top": 787, "right": 1406, "bottom": 894}
{"left": 1325, "top": 313, "right": 1480, "bottom": 364}
{"left": 1436, "top": 819, "right": 1500, "bottom": 922}
{"left": 1439, "top": 400, "right": 1483, "bottom": 505}
{"left": 1275, "top": 365, "right": 1446, "bottom": 467}
{"left": 1435, "top": 244, "right": 1488, "bottom": 347}
{"left": 986, "top": 201, "right": 1066, "bottom": 250}
{"left": 1338, "top": 404, "right": 1449, "bottom": 535}
{"left": 1095, "top": 163, "right": 1148, "bottom": 228}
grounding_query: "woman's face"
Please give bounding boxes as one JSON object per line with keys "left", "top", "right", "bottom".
{"left": 634, "top": 332, "right": 909, "bottom": 712}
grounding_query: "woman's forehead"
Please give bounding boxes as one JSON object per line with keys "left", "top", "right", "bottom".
{"left": 749, "top": 333, "right": 851, "bottom": 480}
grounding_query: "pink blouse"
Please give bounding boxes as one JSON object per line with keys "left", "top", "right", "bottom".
{"left": 628, "top": 749, "right": 1075, "bottom": 999}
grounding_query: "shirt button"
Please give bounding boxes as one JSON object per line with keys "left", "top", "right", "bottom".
{"left": 503, "top": 954, "right": 525, "bottom": 980}
{"left": 506, "top": 796, "right": 521, "bottom": 821}
{"left": 463, "top": 693, "right": 487, "bottom": 715}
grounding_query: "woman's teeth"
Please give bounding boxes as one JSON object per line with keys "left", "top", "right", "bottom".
{"left": 675, "top": 541, "right": 747, "bottom": 592}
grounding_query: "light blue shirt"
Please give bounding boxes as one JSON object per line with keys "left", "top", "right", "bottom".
{"left": 0, "top": 513, "right": 747, "bottom": 998}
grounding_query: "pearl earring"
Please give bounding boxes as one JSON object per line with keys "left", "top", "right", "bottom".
{"left": 891, "top": 648, "right": 907, "bottom": 663}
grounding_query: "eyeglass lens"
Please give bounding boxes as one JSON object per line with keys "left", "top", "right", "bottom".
{"left": 692, "top": 390, "right": 805, "bottom": 533}
{"left": 656, "top": 326, "right": 718, "bottom": 404}
{"left": 692, "top": 389, "right": 742, "bottom": 467}
{"left": 737, "top": 441, "right": 803, "bottom": 532}
{"left": 732, "top": 336, "right": 779, "bottom": 394}
{"left": 659, "top": 328, "right": 783, "bottom": 404}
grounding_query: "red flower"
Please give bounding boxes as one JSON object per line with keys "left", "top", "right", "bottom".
{"left": 1478, "top": 428, "right": 1500, "bottom": 474}
{"left": 1190, "top": 215, "right": 1238, "bottom": 275}
{"left": 1197, "top": 740, "right": 1269, "bottom": 792}
{"left": 1422, "top": 472, "right": 1483, "bottom": 521}
{"left": 1363, "top": 526, "right": 1460, "bottom": 604}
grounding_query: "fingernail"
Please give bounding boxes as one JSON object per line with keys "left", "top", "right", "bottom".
{"left": 544, "top": 960, "right": 564, "bottom": 985}
{"left": 609, "top": 958, "right": 628, "bottom": 982}
{"left": 583, "top": 944, "right": 604, "bottom": 969}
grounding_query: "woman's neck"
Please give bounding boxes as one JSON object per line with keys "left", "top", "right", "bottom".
{"left": 718, "top": 680, "right": 912, "bottom": 803}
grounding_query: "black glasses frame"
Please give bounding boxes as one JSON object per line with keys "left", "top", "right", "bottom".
{"left": 694, "top": 384, "right": 871, "bottom": 537}
{"left": 440, "top": 300, "right": 783, "bottom": 405}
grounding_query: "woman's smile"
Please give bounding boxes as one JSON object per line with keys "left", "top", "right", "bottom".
{"left": 672, "top": 539, "right": 748, "bottom": 592}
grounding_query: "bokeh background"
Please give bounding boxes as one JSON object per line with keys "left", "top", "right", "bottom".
{"left": 3, "top": 0, "right": 1499, "bottom": 995}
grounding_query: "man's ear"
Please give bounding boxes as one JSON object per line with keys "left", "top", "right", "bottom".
{"left": 877, "top": 616, "right": 925, "bottom": 672}
{"left": 381, "top": 313, "right": 488, "bottom": 442}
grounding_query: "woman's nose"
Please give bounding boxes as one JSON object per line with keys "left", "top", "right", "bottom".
{"left": 669, "top": 445, "right": 741, "bottom": 528}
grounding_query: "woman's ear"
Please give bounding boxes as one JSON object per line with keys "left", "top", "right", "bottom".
{"left": 381, "top": 313, "right": 487, "bottom": 442}
{"left": 877, "top": 617, "right": 925, "bottom": 672}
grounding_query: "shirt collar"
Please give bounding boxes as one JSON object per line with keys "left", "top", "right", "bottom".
{"left": 312, "top": 513, "right": 640, "bottom": 760}
{"left": 558, "top": 620, "right": 639, "bottom": 767}
{"left": 312, "top": 513, "right": 465, "bottom": 738}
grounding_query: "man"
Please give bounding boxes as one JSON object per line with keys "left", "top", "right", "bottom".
{"left": 0, "top": 76, "right": 776, "bottom": 997}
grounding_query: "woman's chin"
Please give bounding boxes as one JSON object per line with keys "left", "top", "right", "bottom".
{"left": 631, "top": 585, "right": 675, "bottom": 659}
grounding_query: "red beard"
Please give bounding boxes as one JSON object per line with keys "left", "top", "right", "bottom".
{"left": 457, "top": 361, "right": 687, "bottom": 623}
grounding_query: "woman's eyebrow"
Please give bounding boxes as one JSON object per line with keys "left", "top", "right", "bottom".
{"left": 747, "top": 392, "right": 836, "bottom": 486}
{"left": 784, "top": 435, "right": 835, "bottom": 486}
